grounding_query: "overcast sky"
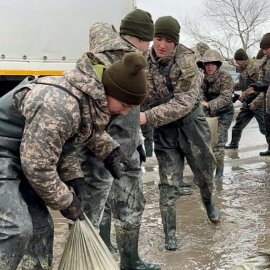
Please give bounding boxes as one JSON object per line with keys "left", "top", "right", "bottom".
{"left": 136, "top": 0, "right": 202, "bottom": 21}
{"left": 136, "top": 0, "right": 270, "bottom": 50}
{"left": 136, "top": 0, "right": 206, "bottom": 47}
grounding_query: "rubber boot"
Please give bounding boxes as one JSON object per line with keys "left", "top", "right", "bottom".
{"left": 160, "top": 206, "right": 177, "bottom": 251}
{"left": 115, "top": 226, "right": 161, "bottom": 270}
{"left": 259, "top": 146, "right": 270, "bottom": 156}
{"left": 215, "top": 158, "right": 224, "bottom": 180}
{"left": 202, "top": 197, "right": 220, "bottom": 224}
{"left": 99, "top": 216, "right": 118, "bottom": 254}
{"left": 225, "top": 130, "right": 241, "bottom": 149}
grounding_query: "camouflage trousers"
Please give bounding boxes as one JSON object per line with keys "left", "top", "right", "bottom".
{"left": 213, "top": 105, "right": 234, "bottom": 162}
{"left": 80, "top": 148, "right": 145, "bottom": 230}
{"left": 153, "top": 106, "right": 215, "bottom": 207}
{"left": 0, "top": 180, "right": 53, "bottom": 270}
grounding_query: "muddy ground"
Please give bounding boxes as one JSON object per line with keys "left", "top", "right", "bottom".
{"left": 44, "top": 117, "right": 270, "bottom": 270}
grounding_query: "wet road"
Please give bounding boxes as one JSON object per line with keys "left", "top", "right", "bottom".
{"left": 51, "top": 117, "right": 270, "bottom": 270}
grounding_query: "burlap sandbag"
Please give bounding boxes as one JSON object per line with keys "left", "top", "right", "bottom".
{"left": 206, "top": 117, "right": 218, "bottom": 148}
{"left": 58, "top": 214, "right": 119, "bottom": 270}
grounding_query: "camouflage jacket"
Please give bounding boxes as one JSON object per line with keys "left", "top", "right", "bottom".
{"left": 201, "top": 70, "right": 233, "bottom": 116}
{"left": 89, "top": 22, "right": 143, "bottom": 156}
{"left": 252, "top": 56, "right": 270, "bottom": 112}
{"left": 235, "top": 60, "right": 260, "bottom": 103}
{"left": 14, "top": 53, "right": 117, "bottom": 210}
{"left": 142, "top": 44, "right": 202, "bottom": 127}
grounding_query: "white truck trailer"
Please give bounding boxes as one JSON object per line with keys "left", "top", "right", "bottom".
{"left": 0, "top": 0, "right": 135, "bottom": 96}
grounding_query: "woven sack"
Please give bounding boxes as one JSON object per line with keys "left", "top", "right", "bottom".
{"left": 58, "top": 214, "right": 119, "bottom": 270}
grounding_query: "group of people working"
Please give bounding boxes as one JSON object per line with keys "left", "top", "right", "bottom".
{"left": 0, "top": 6, "right": 269, "bottom": 270}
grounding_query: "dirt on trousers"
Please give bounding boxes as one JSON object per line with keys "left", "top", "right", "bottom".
{"left": 17, "top": 117, "right": 270, "bottom": 270}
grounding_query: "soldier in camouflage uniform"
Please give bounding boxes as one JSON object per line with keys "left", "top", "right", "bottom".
{"left": 201, "top": 49, "right": 234, "bottom": 179}
{"left": 226, "top": 48, "right": 265, "bottom": 150}
{"left": 140, "top": 16, "right": 220, "bottom": 252}
{"left": 0, "top": 52, "right": 147, "bottom": 270}
{"left": 80, "top": 9, "right": 160, "bottom": 270}
{"left": 246, "top": 33, "right": 270, "bottom": 156}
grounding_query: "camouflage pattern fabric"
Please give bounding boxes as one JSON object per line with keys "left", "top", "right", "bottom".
{"left": 229, "top": 60, "right": 265, "bottom": 145}
{"left": 80, "top": 22, "right": 145, "bottom": 229}
{"left": 143, "top": 44, "right": 203, "bottom": 127}
{"left": 143, "top": 44, "right": 215, "bottom": 206}
{"left": 201, "top": 70, "right": 234, "bottom": 116}
{"left": 236, "top": 60, "right": 260, "bottom": 104}
{"left": 201, "top": 69, "right": 234, "bottom": 163}
{"left": 0, "top": 52, "right": 119, "bottom": 269}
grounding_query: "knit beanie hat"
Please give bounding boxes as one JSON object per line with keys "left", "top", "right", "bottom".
{"left": 234, "top": 48, "right": 248, "bottom": 60}
{"left": 256, "top": 49, "right": 264, "bottom": 59}
{"left": 260, "top": 33, "right": 270, "bottom": 49}
{"left": 120, "top": 9, "right": 154, "bottom": 41}
{"left": 154, "top": 16, "right": 180, "bottom": 44}
{"left": 102, "top": 52, "right": 147, "bottom": 105}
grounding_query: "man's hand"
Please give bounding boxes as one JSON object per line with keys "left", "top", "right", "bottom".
{"left": 137, "top": 145, "right": 146, "bottom": 165}
{"left": 60, "top": 194, "right": 84, "bottom": 221}
{"left": 104, "top": 147, "right": 123, "bottom": 179}
{"left": 249, "top": 83, "right": 268, "bottom": 93}
{"left": 201, "top": 101, "right": 209, "bottom": 110}
{"left": 66, "top": 178, "right": 84, "bottom": 202}
{"left": 249, "top": 103, "right": 256, "bottom": 110}
{"left": 232, "top": 93, "right": 240, "bottom": 103}
{"left": 245, "top": 87, "right": 255, "bottom": 95}
{"left": 140, "top": 112, "right": 147, "bottom": 125}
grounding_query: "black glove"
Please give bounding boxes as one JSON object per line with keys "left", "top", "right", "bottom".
{"left": 60, "top": 194, "right": 84, "bottom": 221}
{"left": 137, "top": 145, "right": 146, "bottom": 165}
{"left": 104, "top": 147, "right": 123, "bottom": 180}
{"left": 232, "top": 93, "right": 240, "bottom": 103}
{"left": 249, "top": 83, "right": 269, "bottom": 92}
{"left": 66, "top": 178, "right": 84, "bottom": 202}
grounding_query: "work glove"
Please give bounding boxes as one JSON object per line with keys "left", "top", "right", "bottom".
{"left": 60, "top": 194, "right": 84, "bottom": 221}
{"left": 249, "top": 83, "right": 269, "bottom": 93}
{"left": 66, "top": 177, "right": 85, "bottom": 202}
{"left": 137, "top": 145, "right": 146, "bottom": 165}
{"left": 104, "top": 147, "right": 123, "bottom": 180}
{"left": 232, "top": 93, "right": 240, "bottom": 103}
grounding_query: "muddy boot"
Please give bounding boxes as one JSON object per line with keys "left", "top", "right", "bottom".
{"left": 259, "top": 146, "right": 270, "bottom": 156}
{"left": 99, "top": 216, "right": 118, "bottom": 254}
{"left": 215, "top": 159, "right": 224, "bottom": 180}
{"left": 225, "top": 130, "right": 241, "bottom": 149}
{"left": 160, "top": 206, "right": 177, "bottom": 251}
{"left": 115, "top": 226, "right": 161, "bottom": 270}
{"left": 202, "top": 197, "right": 220, "bottom": 224}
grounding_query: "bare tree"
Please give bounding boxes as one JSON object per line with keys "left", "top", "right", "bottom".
{"left": 183, "top": 0, "right": 270, "bottom": 59}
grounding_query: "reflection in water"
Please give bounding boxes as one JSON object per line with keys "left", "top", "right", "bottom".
{"left": 50, "top": 155, "right": 270, "bottom": 270}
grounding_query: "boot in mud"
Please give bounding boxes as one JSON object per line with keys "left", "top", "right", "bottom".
{"left": 99, "top": 216, "right": 118, "bottom": 254}
{"left": 202, "top": 197, "right": 220, "bottom": 224}
{"left": 116, "top": 225, "right": 161, "bottom": 270}
{"left": 160, "top": 206, "right": 177, "bottom": 251}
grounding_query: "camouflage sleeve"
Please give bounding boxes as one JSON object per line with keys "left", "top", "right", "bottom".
{"left": 208, "top": 74, "right": 233, "bottom": 115}
{"left": 20, "top": 90, "right": 80, "bottom": 210}
{"left": 58, "top": 152, "right": 84, "bottom": 182}
{"left": 86, "top": 131, "right": 119, "bottom": 159}
{"left": 249, "top": 64, "right": 260, "bottom": 82}
{"left": 145, "top": 64, "right": 201, "bottom": 127}
{"left": 251, "top": 93, "right": 264, "bottom": 109}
